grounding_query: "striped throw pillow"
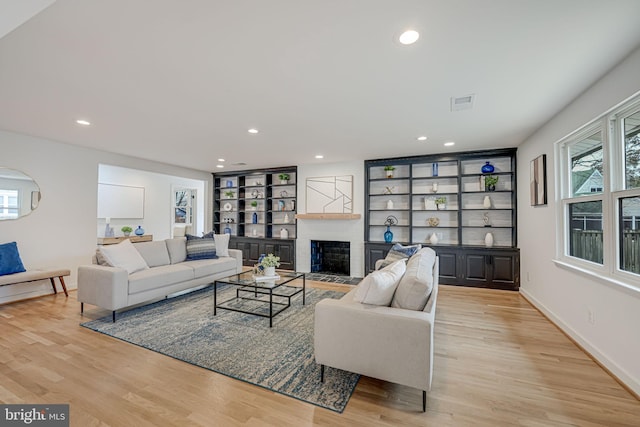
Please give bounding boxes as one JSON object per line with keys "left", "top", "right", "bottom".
{"left": 378, "top": 243, "right": 422, "bottom": 269}
{"left": 185, "top": 234, "right": 218, "bottom": 260}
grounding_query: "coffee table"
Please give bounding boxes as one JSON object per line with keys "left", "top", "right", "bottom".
{"left": 214, "top": 271, "right": 305, "bottom": 327}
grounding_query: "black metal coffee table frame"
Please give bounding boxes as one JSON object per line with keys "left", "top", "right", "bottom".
{"left": 214, "top": 272, "right": 305, "bottom": 327}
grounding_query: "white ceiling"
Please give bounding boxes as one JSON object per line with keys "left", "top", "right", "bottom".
{"left": 2, "top": 0, "right": 640, "bottom": 173}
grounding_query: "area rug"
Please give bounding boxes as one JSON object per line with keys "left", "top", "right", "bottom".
{"left": 81, "top": 285, "right": 359, "bottom": 413}
{"left": 305, "top": 273, "right": 362, "bottom": 285}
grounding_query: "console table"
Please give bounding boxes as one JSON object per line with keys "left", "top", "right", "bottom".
{"left": 97, "top": 235, "right": 153, "bottom": 245}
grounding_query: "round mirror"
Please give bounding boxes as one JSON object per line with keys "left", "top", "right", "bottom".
{"left": 0, "top": 167, "right": 41, "bottom": 220}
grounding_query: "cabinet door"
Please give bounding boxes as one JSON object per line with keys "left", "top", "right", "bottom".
{"left": 276, "top": 243, "right": 294, "bottom": 270}
{"left": 464, "top": 253, "right": 490, "bottom": 283}
{"left": 491, "top": 255, "right": 515, "bottom": 283}
{"left": 366, "top": 246, "right": 389, "bottom": 273}
{"left": 436, "top": 251, "right": 458, "bottom": 282}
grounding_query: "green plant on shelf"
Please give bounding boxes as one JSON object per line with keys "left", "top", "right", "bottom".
{"left": 250, "top": 200, "right": 258, "bottom": 207}
{"left": 278, "top": 173, "right": 290, "bottom": 181}
{"left": 383, "top": 165, "right": 395, "bottom": 171}
{"left": 224, "top": 190, "right": 235, "bottom": 198}
{"left": 434, "top": 196, "right": 447, "bottom": 205}
{"left": 121, "top": 226, "right": 133, "bottom": 234}
{"left": 484, "top": 175, "right": 499, "bottom": 190}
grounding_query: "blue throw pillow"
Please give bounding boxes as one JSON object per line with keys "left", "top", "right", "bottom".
{"left": 185, "top": 234, "right": 218, "bottom": 260}
{"left": 0, "top": 242, "right": 27, "bottom": 276}
{"left": 378, "top": 243, "right": 422, "bottom": 269}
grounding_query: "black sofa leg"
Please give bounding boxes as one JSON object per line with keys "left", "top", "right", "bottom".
{"left": 80, "top": 302, "right": 84, "bottom": 314}
{"left": 320, "top": 365, "right": 325, "bottom": 383}
{"left": 423, "top": 390, "right": 426, "bottom": 412}
{"left": 112, "top": 311, "right": 116, "bottom": 322}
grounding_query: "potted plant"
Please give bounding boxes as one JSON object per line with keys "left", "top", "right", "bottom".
{"left": 250, "top": 200, "right": 258, "bottom": 210}
{"left": 121, "top": 226, "right": 133, "bottom": 237}
{"left": 384, "top": 165, "right": 395, "bottom": 178}
{"left": 278, "top": 173, "right": 290, "bottom": 184}
{"left": 259, "top": 253, "right": 280, "bottom": 277}
{"left": 435, "top": 196, "right": 447, "bottom": 210}
{"left": 224, "top": 190, "right": 235, "bottom": 198}
{"left": 484, "top": 175, "right": 499, "bottom": 191}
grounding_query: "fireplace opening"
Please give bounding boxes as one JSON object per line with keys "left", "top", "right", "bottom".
{"left": 311, "top": 240, "right": 350, "bottom": 276}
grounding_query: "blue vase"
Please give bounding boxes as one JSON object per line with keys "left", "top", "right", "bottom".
{"left": 432, "top": 162, "right": 438, "bottom": 177}
{"left": 481, "top": 161, "right": 495, "bottom": 174}
{"left": 384, "top": 226, "right": 393, "bottom": 243}
{"left": 252, "top": 212, "right": 258, "bottom": 224}
{"left": 224, "top": 225, "right": 232, "bottom": 234}
{"left": 135, "top": 226, "right": 144, "bottom": 236}
{"left": 226, "top": 180, "right": 233, "bottom": 188}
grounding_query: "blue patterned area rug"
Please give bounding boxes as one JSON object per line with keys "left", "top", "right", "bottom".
{"left": 81, "top": 285, "right": 359, "bottom": 413}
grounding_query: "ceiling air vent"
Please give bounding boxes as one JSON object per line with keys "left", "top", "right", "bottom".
{"left": 450, "top": 94, "right": 475, "bottom": 111}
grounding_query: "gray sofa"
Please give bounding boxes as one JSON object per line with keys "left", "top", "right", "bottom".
{"left": 78, "top": 238, "right": 242, "bottom": 321}
{"left": 314, "top": 247, "right": 438, "bottom": 411}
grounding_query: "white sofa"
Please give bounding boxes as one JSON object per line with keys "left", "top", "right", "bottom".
{"left": 78, "top": 238, "right": 242, "bottom": 321}
{"left": 314, "top": 247, "right": 439, "bottom": 411}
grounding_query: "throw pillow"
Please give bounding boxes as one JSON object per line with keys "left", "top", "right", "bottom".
{"left": 166, "top": 237, "right": 187, "bottom": 264}
{"left": 353, "top": 259, "right": 406, "bottom": 306}
{"left": 378, "top": 243, "right": 422, "bottom": 269}
{"left": 0, "top": 241, "right": 27, "bottom": 276}
{"left": 185, "top": 234, "right": 218, "bottom": 260}
{"left": 134, "top": 241, "right": 171, "bottom": 268}
{"left": 97, "top": 239, "right": 149, "bottom": 274}
{"left": 391, "top": 247, "right": 436, "bottom": 311}
{"left": 213, "top": 233, "right": 230, "bottom": 257}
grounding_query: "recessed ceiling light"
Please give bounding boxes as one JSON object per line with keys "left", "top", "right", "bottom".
{"left": 216, "top": 164, "right": 224, "bottom": 168}
{"left": 76, "top": 119, "right": 91, "bottom": 126}
{"left": 444, "top": 142, "right": 455, "bottom": 147}
{"left": 217, "top": 158, "right": 225, "bottom": 162}
{"left": 399, "top": 30, "right": 419, "bottom": 45}
{"left": 315, "top": 155, "right": 324, "bottom": 159}
{"left": 248, "top": 128, "right": 259, "bottom": 134}
{"left": 417, "top": 136, "right": 427, "bottom": 141}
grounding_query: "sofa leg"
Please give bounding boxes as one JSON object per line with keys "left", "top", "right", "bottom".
{"left": 112, "top": 311, "right": 116, "bottom": 323}
{"left": 423, "top": 390, "right": 426, "bottom": 412}
{"left": 80, "top": 302, "right": 84, "bottom": 314}
{"left": 320, "top": 364, "right": 325, "bottom": 383}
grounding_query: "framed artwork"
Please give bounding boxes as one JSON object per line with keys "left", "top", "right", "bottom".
{"left": 306, "top": 175, "right": 353, "bottom": 213}
{"left": 530, "top": 154, "right": 547, "bottom": 206}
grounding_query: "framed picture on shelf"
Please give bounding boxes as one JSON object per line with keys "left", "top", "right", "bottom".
{"left": 530, "top": 154, "right": 547, "bottom": 206}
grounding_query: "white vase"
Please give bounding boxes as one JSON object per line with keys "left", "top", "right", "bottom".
{"left": 429, "top": 233, "right": 438, "bottom": 245}
{"left": 387, "top": 200, "right": 394, "bottom": 209}
{"left": 284, "top": 213, "right": 289, "bottom": 223}
{"left": 280, "top": 228, "right": 288, "bottom": 239}
{"left": 264, "top": 266, "right": 276, "bottom": 277}
{"left": 485, "top": 232, "right": 494, "bottom": 247}
{"left": 432, "top": 182, "right": 438, "bottom": 193}
{"left": 483, "top": 195, "right": 491, "bottom": 209}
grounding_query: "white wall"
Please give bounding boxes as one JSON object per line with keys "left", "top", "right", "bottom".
{"left": 296, "top": 161, "right": 365, "bottom": 277}
{"left": 0, "top": 130, "right": 212, "bottom": 304}
{"left": 518, "top": 47, "right": 640, "bottom": 395}
{"left": 97, "top": 164, "right": 206, "bottom": 240}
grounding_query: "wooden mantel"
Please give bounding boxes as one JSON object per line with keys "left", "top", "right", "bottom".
{"left": 295, "top": 213, "right": 361, "bottom": 220}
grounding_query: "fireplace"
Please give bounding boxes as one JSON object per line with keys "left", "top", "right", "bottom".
{"left": 310, "top": 240, "right": 350, "bottom": 276}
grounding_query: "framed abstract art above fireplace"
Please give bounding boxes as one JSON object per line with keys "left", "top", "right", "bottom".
{"left": 306, "top": 175, "right": 353, "bottom": 213}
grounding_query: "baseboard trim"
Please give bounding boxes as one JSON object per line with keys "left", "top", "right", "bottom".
{"left": 519, "top": 288, "right": 640, "bottom": 400}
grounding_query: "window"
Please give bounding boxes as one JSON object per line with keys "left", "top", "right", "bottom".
{"left": 0, "top": 189, "right": 19, "bottom": 219}
{"left": 558, "top": 94, "right": 640, "bottom": 288}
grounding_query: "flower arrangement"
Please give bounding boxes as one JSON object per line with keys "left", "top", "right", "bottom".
{"left": 260, "top": 253, "right": 280, "bottom": 268}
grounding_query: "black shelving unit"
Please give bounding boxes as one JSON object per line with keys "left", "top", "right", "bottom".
{"left": 364, "top": 148, "right": 520, "bottom": 290}
{"left": 214, "top": 167, "right": 297, "bottom": 270}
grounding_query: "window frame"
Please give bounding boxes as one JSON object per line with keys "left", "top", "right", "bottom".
{"left": 556, "top": 94, "right": 640, "bottom": 290}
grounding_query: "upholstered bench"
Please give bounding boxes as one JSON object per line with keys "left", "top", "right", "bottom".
{"left": 0, "top": 269, "right": 70, "bottom": 297}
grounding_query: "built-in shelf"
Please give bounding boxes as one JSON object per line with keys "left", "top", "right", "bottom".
{"left": 295, "top": 213, "right": 361, "bottom": 220}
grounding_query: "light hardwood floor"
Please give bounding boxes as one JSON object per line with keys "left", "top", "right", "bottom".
{"left": 0, "top": 282, "right": 638, "bottom": 426}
